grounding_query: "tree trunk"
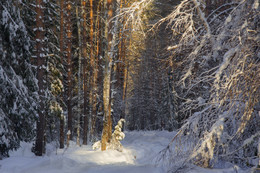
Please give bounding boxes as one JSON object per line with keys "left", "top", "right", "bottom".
{"left": 122, "top": 0, "right": 131, "bottom": 124}
{"left": 118, "top": 0, "right": 127, "bottom": 120}
{"left": 76, "top": 6, "right": 82, "bottom": 146}
{"left": 122, "top": 61, "right": 128, "bottom": 120}
{"left": 82, "top": 0, "right": 89, "bottom": 145}
{"left": 60, "top": 114, "right": 65, "bottom": 148}
{"left": 66, "top": 1, "right": 73, "bottom": 140}
{"left": 101, "top": 0, "right": 114, "bottom": 151}
{"left": 35, "top": 0, "right": 46, "bottom": 156}
{"left": 89, "top": 0, "right": 96, "bottom": 143}
{"left": 59, "top": 0, "right": 65, "bottom": 149}
{"left": 90, "top": 0, "right": 102, "bottom": 141}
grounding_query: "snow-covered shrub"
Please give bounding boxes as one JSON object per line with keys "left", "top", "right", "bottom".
{"left": 107, "top": 119, "right": 126, "bottom": 152}
{"left": 92, "top": 141, "right": 101, "bottom": 150}
{"left": 93, "top": 119, "right": 126, "bottom": 152}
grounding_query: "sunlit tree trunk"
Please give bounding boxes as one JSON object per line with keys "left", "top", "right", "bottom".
{"left": 35, "top": 0, "right": 46, "bottom": 156}
{"left": 122, "top": 60, "right": 128, "bottom": 119}
{"left": 101, "top": 0, "right": 114, "bottom": 151}
{"left": 90, "top": 0, "right": 102, "bottom": 141}
{"left": 88, "top": 0, "right": 97, "bottom": 143}
{"left": 66, "top": 0, "right": 73, "bottom": 140}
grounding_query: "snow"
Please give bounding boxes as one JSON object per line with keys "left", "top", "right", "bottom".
{"left": 253, "top": 0, "right": 259, "bottom": 10}
{"left": 225, "top": 15, "right": 232, "bottom": 24}
{"left": 0, "top": 131, "right": 251, "bottom": 173}
{"left": 167, "top": 45, "right": 178, "bottom": 51}
{"left": 0, "top": 131, "right": 171, "bottom": 173}
{"left": 214, "top": 46, "right": 239, "bottom": 89}
{"left": 243, "top": 132, "right": 260, "bottom": 146}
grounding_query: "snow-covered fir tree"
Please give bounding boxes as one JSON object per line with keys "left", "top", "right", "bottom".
{"left": 44, "top": 0, "right": 64, "bottom": 144}
{"left": 0, "top": 0, "right": 38, "bottom": 157}
{"left": 108, "top": 119, "right": 125, "bottom": 152}
{"left": 93, "top": 119, "right": 125, "bottom": 152}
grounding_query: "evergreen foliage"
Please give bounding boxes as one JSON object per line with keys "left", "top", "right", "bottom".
{"left": 44, "top": 0, "right": 64, "bottom": 143}
{"left": 0, "top": 0, "right": 38, "bottom": 157}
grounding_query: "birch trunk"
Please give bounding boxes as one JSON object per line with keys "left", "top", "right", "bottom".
{"left": 101, "top": 0, "right": 114, "bottom": 151}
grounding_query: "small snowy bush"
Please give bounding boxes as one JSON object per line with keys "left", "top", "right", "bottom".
{"left": 92, "top": 119, "right": 125, "bottom": 152}
{"left": 92, "top": 141, "right": 101, "bottom": 150}
{"left": 108, "top": 119, "right": 126, "bottom": 152}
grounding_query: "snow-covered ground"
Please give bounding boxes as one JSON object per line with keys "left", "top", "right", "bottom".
{"left": 0, "top": 131, "right": 252, "bottom": 173}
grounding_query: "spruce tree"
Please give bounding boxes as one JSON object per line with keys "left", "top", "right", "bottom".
{"left": 0, "top": 0, "right": 38, "bottom": 157}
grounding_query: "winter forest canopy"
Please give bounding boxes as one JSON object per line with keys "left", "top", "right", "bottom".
{"left": 0, "top": 0, "right": 259, "bottom": 172}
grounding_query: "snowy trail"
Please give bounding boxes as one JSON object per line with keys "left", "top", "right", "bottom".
{"left": 0, "top": 131, "right": 175, "bottom": 173}
{"left": 0, "top": 131, "right": 248, "bottom": 173}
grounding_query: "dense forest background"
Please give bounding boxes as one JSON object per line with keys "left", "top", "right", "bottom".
{"left": 0, "top": 0, "right": 259, "bottom": 171}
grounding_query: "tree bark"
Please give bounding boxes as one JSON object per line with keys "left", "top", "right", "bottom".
{"left": 101, "top": 0, "right": 114, "bottom": 151}
{"left": 66, "top": 0, "right": 73, "bottom": 140}
{"left": 59, "top": 0, "right": 65, "bottom": 149}
{"left": 35, "top": 0, "right": 46, "bottom": 156}
{"left": 82, "top": 0, "right": 89, "bottom": 145}
{"left": 90, "top": 0, "right": 102, "bottom": 141}
{"left": 76, "top": 6, "right": 82, "bottom": 146}
{"left": 60, "top": 114, "right": 65, "bottom": 148}
{"left": 122, "top": 0, "right": 131, "bottom": 124}
{"left": 89, "top": 0, "right": 97, "bottom": 143}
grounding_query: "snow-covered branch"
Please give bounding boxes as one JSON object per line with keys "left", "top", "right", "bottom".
{"left": 116, "top": 0, "right": 154, "bottom": 34}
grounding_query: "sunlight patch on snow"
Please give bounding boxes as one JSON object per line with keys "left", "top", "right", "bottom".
{"left": 64, "top": 145, "right": 135, "bottom": 165}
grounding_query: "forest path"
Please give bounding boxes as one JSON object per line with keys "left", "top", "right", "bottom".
{"left": 0, "top": 131, "right": 244, "bottom": 173}
{"left": 0, "top": 131, "right": 176, "bottom": 173}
